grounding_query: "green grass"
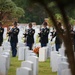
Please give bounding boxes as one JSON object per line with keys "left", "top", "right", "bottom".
{"left": 8, "top": 56, "right": 23, "bottom": 75}
{"left": 8, "top": 56, "right": 57, "bottom": 75}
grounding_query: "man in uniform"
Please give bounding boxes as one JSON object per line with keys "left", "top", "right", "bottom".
{"left": 38, "top": 22, "right": 49, "bottom": 47}
{"left": 24, "top": 23, "right": 35, "bottom": 50}
{"left": 7, "top": 22, "right": 19, "bottom": 57}
{"left": 0, "top": 22, "right": 4, "bottom": 46}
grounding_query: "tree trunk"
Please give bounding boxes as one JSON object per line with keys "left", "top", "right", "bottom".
{"left": 64, "top": 36, "right": 75, "bottom": 75}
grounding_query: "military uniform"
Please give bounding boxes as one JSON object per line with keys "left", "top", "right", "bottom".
{"left": 24, "top": 28, "right": 35, "bottom": 50}
{"left": 0, "top": 27, "right": 4, "bottom": 46}
{"left": 39, "top": 27, "right": 49, "bottom": 47}
{"left": 7, "top": 27, "right": 19, "bottom": 57}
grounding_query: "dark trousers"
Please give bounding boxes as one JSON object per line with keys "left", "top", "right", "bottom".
{"left": 55, "top": 43, "right": 60, "bottom": 51}
{"left": 0, "top": 42, "right": 2, "bottom": 46}
{"left": 10, "top": 42, "right": 17, "bottom": 57}
{"left": 41, "top": 43, "right": 47, "bottom": 47}
{"left": 27, "top": 43, "right": 33, "bottom": 50}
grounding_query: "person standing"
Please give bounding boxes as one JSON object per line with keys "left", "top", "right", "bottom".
{"left": 24, "top": 23, "right": 35, "bottom": 50}
{"left": 0, "top": 22, "right": 4, "bottom": 46}
{"left": 38, "top": 22, "right": 49, "bottom": 47}
{"left": 51, "top": 22, "right": 64, "bottom": 51}
{"left": 7, "top": 22, "right": 19, "bottom": 57}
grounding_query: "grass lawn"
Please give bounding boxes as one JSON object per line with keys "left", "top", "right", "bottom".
{"left": 8, "top": 56, "right": 57, "bottom": 75}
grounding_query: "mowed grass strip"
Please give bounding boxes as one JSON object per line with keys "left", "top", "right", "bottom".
{"left": 39, "top": 58, "right": 57, "bottom": 75}
{"left": 8, "top": 57, "right": 57, "bottom": 75}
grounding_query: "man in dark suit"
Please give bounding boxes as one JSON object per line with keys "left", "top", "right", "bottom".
{"left": 24, "top": 23, "right": 35, "bottom": 50}
{"left": 38, "top": 22, "right": 49, "bottom": 47}
{"left": 0, "top": 22, "right": 4, "bottom": 46}
{"left": 7, "top": 22, "right": 19, "bottom": 57}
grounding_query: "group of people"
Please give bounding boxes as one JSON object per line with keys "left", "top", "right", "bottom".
{"left": 0, "top": 21, "right": 50, "bottom": 57}
{"left": 23, "top": 21, "right": 50, "bottom": 50}
{"left": 0, "top": 21, "right": 75, "bottom": 57}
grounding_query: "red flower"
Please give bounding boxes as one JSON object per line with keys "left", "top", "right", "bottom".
{"left": 33, "top": 47, "right": 40, "bottom": 54}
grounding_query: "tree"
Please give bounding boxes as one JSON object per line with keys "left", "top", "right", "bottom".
{"left": 0, "top": 0, "right": 24, "bottom": 21}
{"left": 12, "top": 0, "right": 48, "bottom": 24}
{"left": 22, "top": 0, "right": 75, "bottom": 75}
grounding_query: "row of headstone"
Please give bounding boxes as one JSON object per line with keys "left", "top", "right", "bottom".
{"left": 16, "top": 56, "right": 38, "bottom": 75}
{"left": 0, "top": 42, "right": 11, "bottom": 75}
{"left": 49, "top": 41, "right": 72, "bottom": 75}
{"left": 16, "top": 41, "right": 40, "bottom": 75}
{"left": 18, "top": 45, "right": 37, "bottom": 60}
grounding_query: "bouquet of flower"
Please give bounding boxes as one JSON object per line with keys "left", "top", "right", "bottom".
{"left": 33, "top": 47, "right": 40, "bottom": 54}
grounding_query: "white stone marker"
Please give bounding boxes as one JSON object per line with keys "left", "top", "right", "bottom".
{"left": 2, "top": 42, "right": 10, "bottom": 47}
{"left": 50, "top": 51, "right": 58, "bottom": 70}
{"left": 39, "top": 47, "right": 47, "bottom": 61}
{"left": 2, "top": 52, "right": 10, "bottom": 70}
{"left": 21, "top": 61, "right": 33, "bottom": 75}
{"left": 0, "top": 46, "right": 3, "bottom": 54}
{"left": 44, "top": 47, "right": 48, "bottom": 59}
{"left": 17, "top": 42, "right": 25, "bottom": 47}
{"left": 55, "top": 54, "right": 62, "bottom": 71}
{"left": 16, "top": 67, "right": 32, "bottom": 75}
{"left": 51, "top": 52, "right": 59, "bottom": 72}
{"left": 57, "top": 62, "right": 69, "bottom": 75}
{"left": 24, "top": 47, "right": 32, "bottom": 60}
{"left": 0, "top": 55, "right": 8, "bottom": 75}
{"left": 47, "top": 43, "right": 51, "bottom": 58}
{"left": 27, "top": 56, "right": 38, "bottom": 75}
{"left": 61, "top": 56, "right": 67, "bottom": 62}
{"left": 3, "top": 46, "right": 11, "bottom": 51}
{"left": 61, "top": 69, "right": 71, "bottom": 75}
{"left": 18, "top": 47, "right": 25, "bottom": 60}
{"left": 3, "top": 27, "right": 7, "bottom": 40}
{"left": 59, "top": 48, "right": 65, "bottom": 56}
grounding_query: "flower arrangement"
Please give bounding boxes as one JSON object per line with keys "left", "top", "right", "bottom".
{"left": 33, "top": 47, "right": 40, "bottom": 54}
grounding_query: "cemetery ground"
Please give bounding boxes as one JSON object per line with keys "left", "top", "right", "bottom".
{"left": 8, "top": 56, "right": 57, "bottom": 75}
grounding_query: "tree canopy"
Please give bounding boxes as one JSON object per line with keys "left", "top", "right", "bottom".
{"left": 12, "top": 0, "right": 75, "bottom": 24}
{"left": 0, "top": 0, "right": 24, "bottom": 21}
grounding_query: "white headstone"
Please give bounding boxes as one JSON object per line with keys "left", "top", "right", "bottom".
{"left": 50, "top": 51, "right": 58, "bottom": 69}
{"left": 16, "top": 67, "right": 32, "bottom": 75}
{"left": 3, "top": 46, "right": 11, "bottom": 51}
{"left": 61, "top": 69, "right": 71, "bottom": 75}
{"left": 39, "top": 47, "right": 47, "bottom": 61}
{"left": 57, "top": 62, "right": 69, "bottom": 75}
{"left": 17, "top": 42, "right": 25, "bottom": 47}
{"left": 3, "top": 27, "right": 7, "bottom": 40}
{"left": 59, "top": 48, "right": 65, "bottom": 56}
{"left": 18, "top": 47, "right": 25, "bottom": 60}
{"left": 51, "top": 51, "right": 59, "bottom": 72}
{"left": 47, "top": 43, "right": 51, "bottom": 58}
{"left": 2, "top": 52, "right": 10, "bottom": 70}
{"left": 0, "top": 46, "right": 3, "bottom": 54}
{"left": 61, "top": 56, "right": 67, "bottom": 62}
{"left": 0, "top": 55, "right": 8, "bottom": 75}
{"left": 21, "top": 61, "right": 33, "bottom": 75}
{"left": 27, "top": 56, "right": 38, "bottom": 75}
